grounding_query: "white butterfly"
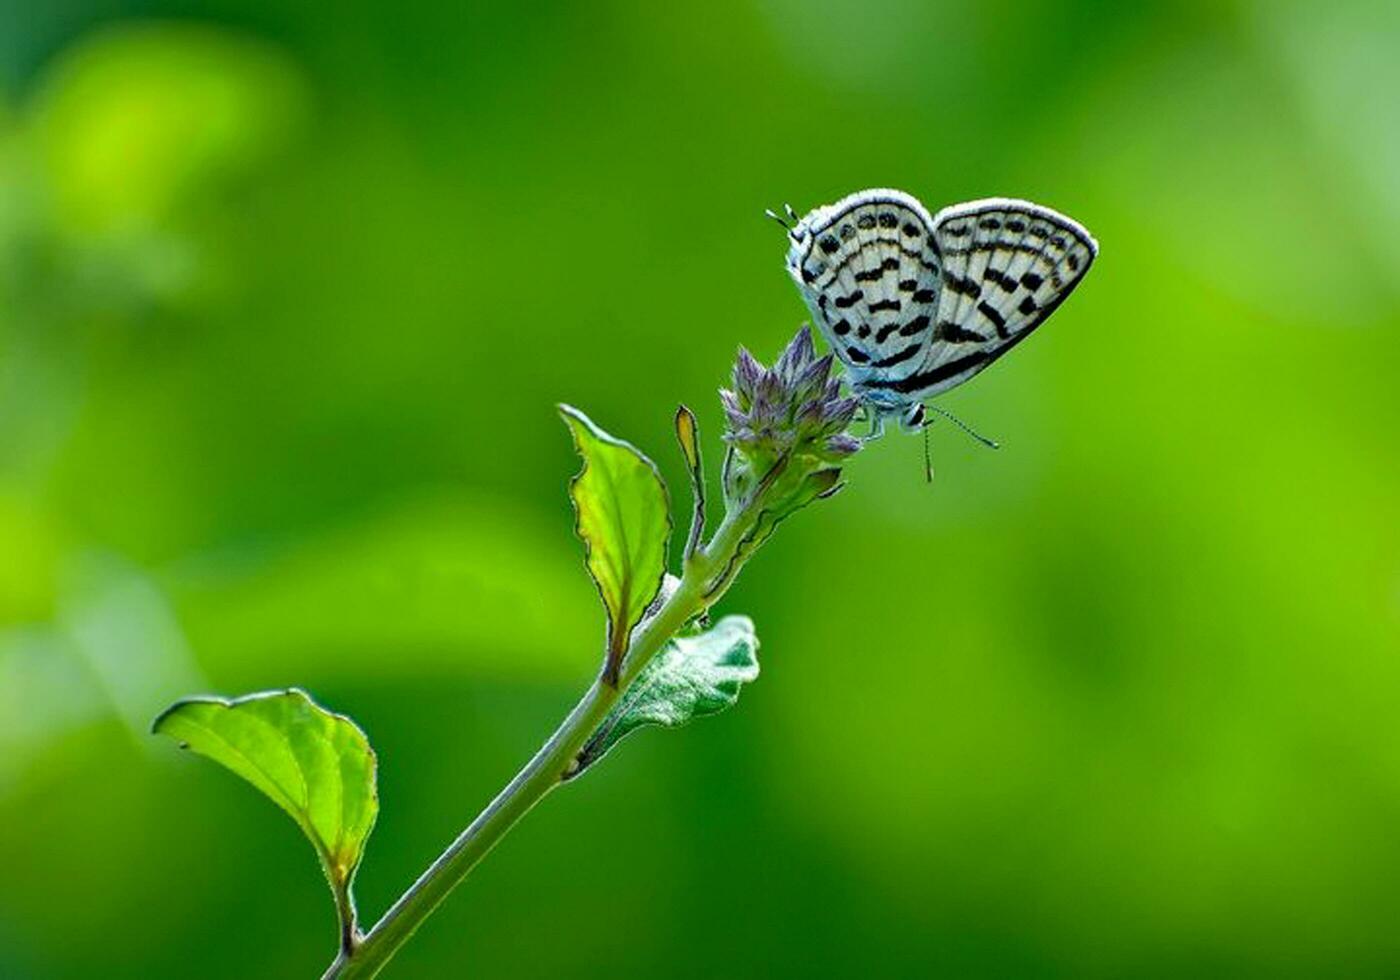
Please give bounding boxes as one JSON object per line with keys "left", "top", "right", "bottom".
{"left": 778, "top": 188, "right": 1097, "bottom": 438}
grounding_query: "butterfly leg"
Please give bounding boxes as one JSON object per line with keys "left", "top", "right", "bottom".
{"left": 862, "top": 411, "right": 886, "bottom": 442}
{"left": 851, "top": 403, "right": 884, "bottom": 440}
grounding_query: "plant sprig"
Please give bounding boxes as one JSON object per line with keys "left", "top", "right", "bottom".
{"left": 153, "top": 327, "right": 859, "bottom": 978}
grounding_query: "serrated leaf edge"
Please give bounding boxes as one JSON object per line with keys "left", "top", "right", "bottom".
{"left": 152, "top": 687, "right": 379, "bottom": 896}
{"left": 558, "top": 403, "right": 672, "bottom": 683}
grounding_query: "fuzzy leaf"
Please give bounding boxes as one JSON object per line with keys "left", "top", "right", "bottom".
{"left": 559, "top": 404, "right": 671, "bottom": 683}
{"left": 152, "top": 689, "right": 377, "bottom": 916}
{"left": 568, "top": 615, "right": 759, "bottom": 777}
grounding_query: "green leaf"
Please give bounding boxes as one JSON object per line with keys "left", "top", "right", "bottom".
{"left": 568, "top": 615, "right": 759, "bottom": 778}
{"left": 152, "top": 689, "right": 377, "bottom": 935}
{"left": 559, "top": 404, "right": 671, "bottom": 684}
{"left": 674, "top": 404, "right": 707, "bottom": 560}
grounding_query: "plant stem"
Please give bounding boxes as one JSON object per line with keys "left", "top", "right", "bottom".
{"left": 333, "top": 870, "right": 357, "bottom": 957}
{"left": 323, "top": 503, "right": 762, "bottom": 979}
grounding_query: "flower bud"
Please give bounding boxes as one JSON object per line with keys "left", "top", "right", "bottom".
{"left": 719, "top": 326, "right": 861, "bottom": 511}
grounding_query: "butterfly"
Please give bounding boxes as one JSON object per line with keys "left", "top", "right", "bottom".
{"left": 775, "top": 188, "right": 1097, "bottom": 440}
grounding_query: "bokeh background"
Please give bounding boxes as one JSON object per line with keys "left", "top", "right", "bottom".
{"left": 2, "top": 0, "right": 1398, "bottom": 977}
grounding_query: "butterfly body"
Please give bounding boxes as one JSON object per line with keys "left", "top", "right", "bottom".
{"left": 783, "top": 188, "right": 1097, "bottom": 426}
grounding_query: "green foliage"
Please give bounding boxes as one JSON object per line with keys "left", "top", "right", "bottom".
{"left": 559, "top": 404, "right": 672, "bottom": 684}
{"left": 30, "top": 23, "right": 307, "bottom": 233}
{"left": 569, "top": 615, "right": 760, "bottom": 778}
{"left": 152, "top": 689, "right": 377, "bottom": 933}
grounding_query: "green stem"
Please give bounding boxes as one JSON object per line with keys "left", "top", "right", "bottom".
{"left": 323, "top": 502, "right": 765, "bottom": 979}
{"left": 332, "top": 866, "right": 358, "bottom": 957}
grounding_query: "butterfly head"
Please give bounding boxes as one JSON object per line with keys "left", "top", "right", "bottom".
{"left": 899, "top": 402, "right": 926, "bottom": 432}
{"left": 765, "top": 202, "right": 808, "bottom": 245}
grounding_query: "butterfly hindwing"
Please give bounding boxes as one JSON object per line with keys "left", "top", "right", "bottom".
{"left": 893, "top": 198, "right": 1097, "bottom": 400}
{"left": 784, "top": 190, "right": 943, "bottom": 392}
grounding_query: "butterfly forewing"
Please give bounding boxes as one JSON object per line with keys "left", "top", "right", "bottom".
{"left": 867, "top": 198, "right": 1097, "bottom": 402}
{"left": 784, "top": 190, "right": 943, "bottom": 396}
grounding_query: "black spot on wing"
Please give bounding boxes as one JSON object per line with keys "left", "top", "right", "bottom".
{"left": 943, "top": 271, "right": 982, "bottom": 299}
{"left": 898, "top": 314, "right": 931, "bottom": 337}
{"left": 976, "top": 301, "right": 1010, "bottom": 338}
{"left": 845, "top": 346, "right": 871, "bottom": 364}
{"left": 816, "top": 236, "right": 937, "bottom": 287}
{"left": 834, "top": 290, "right": 864, "bottom": 309}
{"left": 871, "top": 343, "right": 922, "bottom": 369}
{"left": 937, "top": 243, "right": 1068, "bottom": 288}
{"left": 854, "top": 257, "right": 900, "bottom": 282}
{"left": 868, "top": 298, "right": 901, "bottom": 313}
{"left": 935, "top": 320, "right": 989, "bottom": 343}
{"left": 832, "top": 319, "right": 850, "bottom": 336}
{"left": 912, "top": 288, "right": 937, "bottom": 303}
{"left": 942, "top": 242, "right": 1054, "bottom": 259}
{"left": 984, "top": 268, "right": 1018, "bottom": 293}
{"left": 863, "top": 351, "right": 992, "bottom": 393}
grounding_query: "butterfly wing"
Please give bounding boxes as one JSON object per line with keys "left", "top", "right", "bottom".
{"left": 784, "top": 189, "right": 944, "bottom": 406}
{"left": 855, "top": 198, "right": 1097, "bottom": 404}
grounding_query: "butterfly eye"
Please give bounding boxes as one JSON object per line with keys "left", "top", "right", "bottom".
{"left": 902, "top": 404, "right": 926, "bottom": 430}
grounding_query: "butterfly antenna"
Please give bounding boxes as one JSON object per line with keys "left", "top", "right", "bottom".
{"left": 922, "top": 424, "right": 934, "bottom": 484}
{"left": 764, "top": 207, "right": 792, "bottom": 232}
{"left": 784, "top": 203, "right": 799, "bottom": 222}
{"left": 925, "top": 404, "right": 1001, "bottom": 449}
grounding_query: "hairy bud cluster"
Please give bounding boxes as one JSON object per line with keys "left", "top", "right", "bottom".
{"left": 718, "top": 326, "right": 861, "bottom": 512}
{"left": 720, "top": 326, "right": 860, "bottom": 466}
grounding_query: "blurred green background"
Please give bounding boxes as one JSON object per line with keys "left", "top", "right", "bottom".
{"left": 2, "top": 0, "right": 1398, "bottom": 977}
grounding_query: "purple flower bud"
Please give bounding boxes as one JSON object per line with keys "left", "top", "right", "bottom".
{"left": 822, "top": 395, "right": 860, "bottom": 427}
{"left": 794, "top": 398, "right": 825, "bottom": 427}
{"left": 754, "top": 372, "right": 783, "bottom": 414}
{"left": 718, "top": 389, "right": 747, "bottom": 430}
{"left": 773, "top": 326, "right": 816, "bottom": 382}
{"left": 824, "top": 433, "right": 863, "bottom": 458}
{"left": 721, "top": 326, "right": 864, "bottom": 468}
{"left": 733, "top": 348, "right": 763, "bottom": 398}
{"left": 792, "top": 355, "right": 833, "bottom": 405}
